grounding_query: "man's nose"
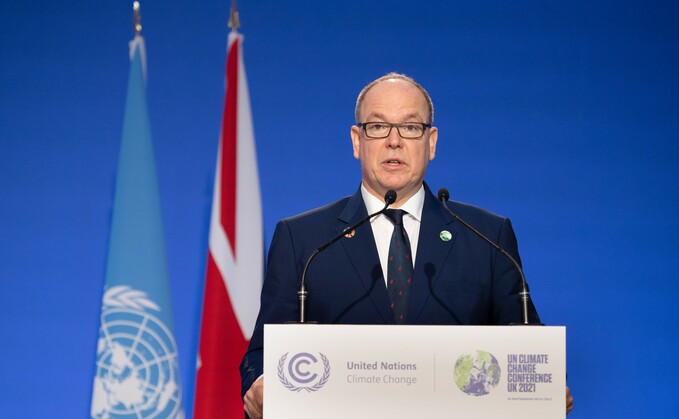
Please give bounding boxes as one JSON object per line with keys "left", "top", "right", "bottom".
{"left": 385, "top": 126, "right": 403, "bottom": 147}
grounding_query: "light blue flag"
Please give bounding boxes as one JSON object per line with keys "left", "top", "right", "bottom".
{"left": 91, "top": 36, "right": 184, "bottom": 419}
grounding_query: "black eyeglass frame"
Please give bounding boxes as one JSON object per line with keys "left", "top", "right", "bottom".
{"left": 357, "top": 122, "right": 433, "bottom": 139}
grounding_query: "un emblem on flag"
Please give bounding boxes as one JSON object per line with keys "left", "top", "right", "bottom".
{"left": 91, "top": 286, "right": 183, "bottom": 418}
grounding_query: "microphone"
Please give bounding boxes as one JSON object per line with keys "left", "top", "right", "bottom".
{"left": 437, "top": 188, "right": 537, "bottom": 325}
{"left": 295, "top": 189, "right": 397, "bottom": 323}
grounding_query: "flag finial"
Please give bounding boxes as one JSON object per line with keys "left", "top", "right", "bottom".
{"left": 228, "top": 0, "right": 240, "bottom": 31}
{"left": 133, "top": 1, "right": 142, "bottom": 36}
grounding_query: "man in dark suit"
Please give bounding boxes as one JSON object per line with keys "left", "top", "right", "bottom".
{"left": 241, "top": 73, "right": 571, "bottom": 418}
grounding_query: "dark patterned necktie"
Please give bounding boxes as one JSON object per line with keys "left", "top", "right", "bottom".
{"left": 384, "top": 209, "right": 413, "bottom": 324}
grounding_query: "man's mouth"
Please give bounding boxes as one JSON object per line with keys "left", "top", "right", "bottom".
{"left": 384, "top": 159, "right": 404, "bottom": 166}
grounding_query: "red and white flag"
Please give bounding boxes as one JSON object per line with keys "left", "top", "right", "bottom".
{"left": 194, "top": 30, "right": 263, "bottom": 418}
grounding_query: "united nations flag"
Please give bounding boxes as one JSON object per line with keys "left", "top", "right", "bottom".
{"left": 90, "top": 16, "right": 183, "bottom": 418}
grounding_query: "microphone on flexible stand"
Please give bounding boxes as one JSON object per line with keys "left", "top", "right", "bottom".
{"left": 437, "top": 188, "right": 538, "bottom": 326}
{"left": 295, "top": 189, "right": 398, "bottom": 324}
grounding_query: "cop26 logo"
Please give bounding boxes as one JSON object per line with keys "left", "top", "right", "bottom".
{"left": 277, "top": 352, "right": 331, "bottom": 392}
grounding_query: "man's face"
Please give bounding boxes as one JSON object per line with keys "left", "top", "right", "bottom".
{"left": 351, "top": 79, "right": 438, "bottom": 205}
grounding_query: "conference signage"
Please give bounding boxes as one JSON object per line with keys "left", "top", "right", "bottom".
{"left": 264, "top": 324, "right": 566, "bottom": 418}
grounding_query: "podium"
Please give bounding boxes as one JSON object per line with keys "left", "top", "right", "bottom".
{"left": 264, "top": 324, "right": 565, "bottom": 418}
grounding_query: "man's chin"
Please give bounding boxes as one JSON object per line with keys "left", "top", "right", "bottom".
{"left": 379, "top": 183, "right": 420, "bottom": 202}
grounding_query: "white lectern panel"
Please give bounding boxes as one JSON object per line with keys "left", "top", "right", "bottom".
{"left": 265, "top": 324, "right": 565, "bottom": 419}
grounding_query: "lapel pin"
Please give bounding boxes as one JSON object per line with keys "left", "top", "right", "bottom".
{"left": 343, "top": 228, "right": 356, "bottom": 238}
{"left": 439, "top": 230, "right": 452, "bottom": 242}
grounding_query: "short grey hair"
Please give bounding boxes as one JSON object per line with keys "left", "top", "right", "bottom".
{"left": 354, "top": 72, "right": 434, "bottom": 124}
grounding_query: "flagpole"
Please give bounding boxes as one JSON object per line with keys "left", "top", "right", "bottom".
{"left": 129, "top": 1, "right": 146, "bottom": 81}
{"left": 133, "top": 1, "right": 142, "bottom": 35}
{"left": 228, "top": 0, "right": 240, "bottom": 31}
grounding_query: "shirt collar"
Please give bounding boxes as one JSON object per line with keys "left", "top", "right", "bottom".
{"left": 360, "top": 183, "right": 424, "bottom": 222}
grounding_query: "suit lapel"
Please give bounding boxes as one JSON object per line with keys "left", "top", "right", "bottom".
{"left": 337, "top": 189, "right": 394, "bottom": 324}
{"left": 333, "top": 185, "right": 463, "bottom": 324}
{"left": 408, "top": 186, "right": 458, "bottom": 323}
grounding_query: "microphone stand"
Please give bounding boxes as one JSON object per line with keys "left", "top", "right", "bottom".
{"left": 438, "top": 188, "right": 538, "bottom": 326}
{"left": 296, "top": 190, "right": 397, "bottom": 323}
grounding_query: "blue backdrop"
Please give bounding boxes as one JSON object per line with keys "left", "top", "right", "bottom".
{"left": 1, "top": 1, "right": 677, "bottom": 417}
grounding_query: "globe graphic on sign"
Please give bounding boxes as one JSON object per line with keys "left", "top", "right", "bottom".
{"left": 92, "top": 305, "right": 182, "bottom": 418}
{"left": 453, "top": 350, "right": 501, "bottom": 396}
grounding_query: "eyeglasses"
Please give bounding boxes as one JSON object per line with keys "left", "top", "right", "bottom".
{"left": 357, "top": 122, "right": 432, "bottom": 139}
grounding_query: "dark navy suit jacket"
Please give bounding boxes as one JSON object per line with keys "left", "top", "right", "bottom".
{"left": 240, "top": 184, "right": 539, "bottom": 396}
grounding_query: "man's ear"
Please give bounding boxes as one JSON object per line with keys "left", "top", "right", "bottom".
{"left": 351, "top": 125, "right": 361, "bottom": 160}
{"left": 427, "top": 126, "right": 438, "bottom": 161}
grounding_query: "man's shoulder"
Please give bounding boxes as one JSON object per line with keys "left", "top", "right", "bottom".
{"left": 444, "top": 199, "right": 509, "bottom": 227}
{"left": 283, "top": 194, "right": 355, "bottom": 226}
{"left": 422, "top": 182, "right": 508, "bottom": 225}
{"left": 432, "top": 197, "right": 518, "bottom": 247}
{"left": 271, "top": 194, "right": 359, "bottom": 250}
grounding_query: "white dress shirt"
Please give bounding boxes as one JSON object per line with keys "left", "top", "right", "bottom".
{"left": 361, "top": 184, "right": 424, "bottom": 287}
